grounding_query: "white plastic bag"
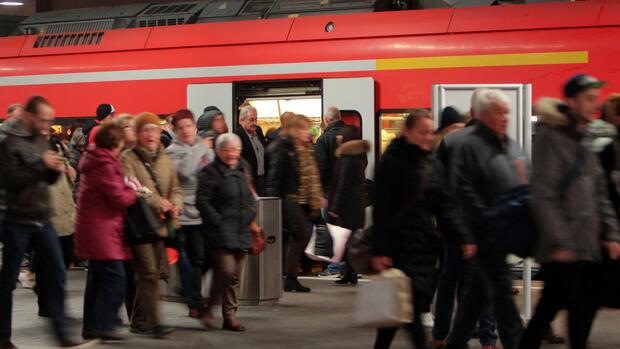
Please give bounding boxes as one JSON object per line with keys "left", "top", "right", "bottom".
{"left": 354, "top": 268, "right": 413, "bottom": 328}
{"left": 305, "top": 223, "right": 352, "bottom": 263}
{"left": 326, "top": 223, "right": 352, "bottom": 263}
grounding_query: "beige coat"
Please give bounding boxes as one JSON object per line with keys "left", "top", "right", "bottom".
{"left": 49, "top": 168, "right": 77, "bottom": 236}
{"left": 120, "top": 145, "right": 183, "bottom": 237}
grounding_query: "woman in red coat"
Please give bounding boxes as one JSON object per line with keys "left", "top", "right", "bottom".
{"left": 74, "top": 121, "right": 137, "bottom": 340}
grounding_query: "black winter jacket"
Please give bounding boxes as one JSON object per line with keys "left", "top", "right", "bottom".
{"left": 196, "top": 157, "right": 255, "bottom": 251}
{"left": 315, "top": 120, "right": 346, "bottom": 193}
{"left": 452, "top": 123, "right": 529, "bottom": 247}
{"left": 0, "top": 119, "right": 60, "bottom": 224}
{"left": 373, "top": 137, "right": 456, "bottom": 299}
{"left": 327, "top": 140, "right": 369, "bottom": 230}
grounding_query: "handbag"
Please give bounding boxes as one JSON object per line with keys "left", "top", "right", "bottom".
{"left": 346, "top": 226, "right": 375, "bottom": 275}
{"left": 125, "top": 197, "right": 161, "bottom": 245}
{"left": 249, "top": 221, "right": 266, "bottom": 256}
{"left": 304, "top": 219, "right": 334, "bottom": 262}
{"left": 353, "top": 268, "right": 413, "bottom": 328}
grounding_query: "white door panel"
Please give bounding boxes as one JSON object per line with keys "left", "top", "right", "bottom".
{"left": 187, "top": 83, "right": 234, "bottom": 130}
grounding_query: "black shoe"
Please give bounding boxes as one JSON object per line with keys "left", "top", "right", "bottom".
{"left": 152, "top": 325, "right": 175, "bottom": 338}
{"left": 58, "top": 338, "right": 99, "bottom": 348}
{"left": 129, "top": 325, "right": 154, "bottom": 335}
{"left": 335, "top": 274, "right": 358, "bottom": 285}
{"left": 0, "top": 341, "right": 17, "bottom": 349}
{"left": 83, "top": 330, "right": 128, "bottom": 341}
{"left": 284, "top": 278, "right": 311, "bottom": 293}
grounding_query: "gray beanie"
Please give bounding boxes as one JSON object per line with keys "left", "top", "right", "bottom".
{"left": 197, "top": 108, "right": 223, "bottom": 132}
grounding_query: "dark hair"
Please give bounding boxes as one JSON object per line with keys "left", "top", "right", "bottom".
{"left": 170, "top": 109, "right": 195, "bottom": 128}
{"left": 338, "top": 125, "right": 361, "bottom": 144}
{"left": 24, "top": 96, "right": 50, "bottom": 115}
{"left": 94, "top": 121, "right": 125, "bottom": 150}
{"left": 404, "top": 108, "right": 432, "bottom": 130}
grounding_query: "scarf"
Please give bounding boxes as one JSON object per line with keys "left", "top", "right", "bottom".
{"left": 294, "top": 143, "right": 323, "bottom": 211}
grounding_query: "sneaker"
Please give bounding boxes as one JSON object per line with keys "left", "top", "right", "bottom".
{"left": 421, "top": 312, "right": 434, "bottom": 328}
{"left": 129, "top": 325, "right": 154, "bottom": 335}
{"left": 18, "top": 271, "right": 35, "bottom": 289}
{"left": 318, "top": 269, "right": 340, "bottom": 278}
{"left": 152, "top": 325, "right": 175, "bottom": 339}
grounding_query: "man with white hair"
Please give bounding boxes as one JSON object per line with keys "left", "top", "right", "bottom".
{"left": 315, "top": 106, "right": 346, "bottom": 193}
{"left": 444, "top": 89, "right": 525, "bottom": 349}
{"left": 234, "top": 105, "right": 267, "bottom": 195}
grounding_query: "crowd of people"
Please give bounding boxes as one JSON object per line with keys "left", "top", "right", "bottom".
{"left": 0, "top": 73, "right": 620, "bottom": 349}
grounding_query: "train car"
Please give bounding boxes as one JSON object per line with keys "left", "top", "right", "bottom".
{"left": 1, "top": 0, "right": 619, "bottom": 166}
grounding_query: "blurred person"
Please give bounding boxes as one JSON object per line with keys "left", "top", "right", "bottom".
{"left": 327, "top": 125, "right": 369, "bottom": 285}
{"left": 74, "top": 121, "right": 137, "bottom": 341}
{"left": 84, "top": 103, "right": 115, "bottom": 145}
{"left": 118, "top": 114, "right": 137, "bottom": 149}
{"left": 267, "top": 111, "right": 295, "bottom": 143}
{"left": 371, "top": 111, "right": 472, "bottom": 349}
{"left": 120, "top": 112, "right": 183, "bottom": 338}
{"left": 0, "top": 96, "right": 97, "bottom": 349}
{"left": 520, "top": 75, "right": 620, "bottom": 349}
{"left": 0, "top": 104, "right": 24, "bottom": 242}
{"left": 598, "top": 94, "right": 620, "bottom": 211}
{"left": 5, "top": 104, "right": 23, "bottom": 120}
{"left": 235, "top": 105, "right": 267, "bottom": 195}
{"left": 315, "top": 106, "right": 346, "bottom": 193}
{"left": 443, "top": 89, "right": 526, "bottom": 349}
{"left": 196, "top": 133, "right": 255, "bottom": 331}
{"left": 166, "top": 109, "right": 215, "bottom": 319}
{"left": 197, "top": 106, "right": 228, "bottom": 141}
{"left": 66, "top": 128, "right": 87, "bottom": 171}
{"left": 432, "top": 101, "right": 498, "bottom": 349}
{"left": 266, "top": 115, "right": 323, "bottom": 293}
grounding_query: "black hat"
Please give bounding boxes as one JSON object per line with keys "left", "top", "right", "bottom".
{"left": 564, "top": 74, "right": 605, "bottom": 98}
{"left": 96, "top": 103, "right": 115, "bottom": 121}
{"left": 437, "top": 106, "right": 464, "bottom": 132}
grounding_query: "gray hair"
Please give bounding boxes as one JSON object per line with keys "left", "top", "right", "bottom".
{"left": 215, "top": 133, "right": 242, "bottom": 151}
{"left": 473, "top": 89, "right": 511, "bottom": 117}
{"left": 324, "top": 106, "right": 341, "bottom": 123}
{"left": 239, "top": 106, "right": 257, "bottom": 121}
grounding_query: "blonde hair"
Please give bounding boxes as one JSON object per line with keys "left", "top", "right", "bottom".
{"left": 118, "top": 114, "right": 134, "bottom": 128}
{"left": 284, "top": 114, "right": 311, "bottom": 140}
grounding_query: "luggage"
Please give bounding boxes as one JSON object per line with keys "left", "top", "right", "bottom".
{"left": 354, "top": 268, "right": 413, "bottom": 328}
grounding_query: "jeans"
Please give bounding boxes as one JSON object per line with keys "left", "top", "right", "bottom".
{"left": 445, "top": 247, "right": 523, "bottom": 349}
{"left": 519, "top": 263, "right": 599, "bottom": 349}
{"left": 83, "top": 260, "right": 126, "bottom": 332}
{"left": 0, "top": 222, "right": 68, "bottom": 341}
{"left": 433, "top": 239, "right": 498, "bottom": 346}
{"left": 183, "top": 225, "right": 211, "bottom": 310}
{"left": 171, "top": 227, "right": 203, "bottom": 311}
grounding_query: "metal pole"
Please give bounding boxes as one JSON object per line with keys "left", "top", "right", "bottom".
{"left": 523, "top": 258, "right": 532, "bottom": 320}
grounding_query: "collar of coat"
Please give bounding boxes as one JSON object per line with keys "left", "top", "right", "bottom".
{"left": 535, "top": 97, "right": 584, "bottom": 140}
{"left": 335, "top": 139, "right": 370, "bottom": 157}
{"left": 473, "top": 122, "right": 510, "bottom": 151}
{"left": 213, "top": 156, "right": 246, "bottom": 177}
{"left": 134, "top": 144, "right": 165, "bottom": 163}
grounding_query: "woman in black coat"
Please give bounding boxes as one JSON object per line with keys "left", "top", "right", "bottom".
{"left": 266, "top": 114, "right": 323, "bottom": 293}
{"left": 371, "top": 111, "right": 467, "bottom": 349}
{"left": 327, "top": 125, "right": 369, "bottom": 284}
{"left": 196, "top": 133, "right": 255, "bottom": 332}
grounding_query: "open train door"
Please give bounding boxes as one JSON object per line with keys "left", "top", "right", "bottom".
{"left": 432, "top": 83, "right": 534, "bottom": 320}
{"left": 187, "top": 83, "right": 234, "bottom": 129}
{"left": 322, "top": 77, "right": 375, "bottom": 178}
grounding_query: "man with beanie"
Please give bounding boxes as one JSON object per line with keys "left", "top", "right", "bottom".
{"left": 84, "top": 103, "right": 115, "bottom": 145}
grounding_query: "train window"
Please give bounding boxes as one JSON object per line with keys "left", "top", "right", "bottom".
{"left": 246, "top": 97, "right": 323, "bottom": 142}
{"left": 340, "top": 110, "right": 362, "bottom": 131}
{"left": 378, "top": 109, "right": 414, "bottom": 154}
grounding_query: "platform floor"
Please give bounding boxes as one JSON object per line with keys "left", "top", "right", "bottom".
{"left": 7, "top": 271, "right": 620, "bottom": 348}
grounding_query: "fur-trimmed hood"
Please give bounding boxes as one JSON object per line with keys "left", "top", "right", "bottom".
{"left": 535, "top": 97, "right": 571, "bottom": 127}
{"left": 335, "top": 139, "right": 371, "bottom": 157}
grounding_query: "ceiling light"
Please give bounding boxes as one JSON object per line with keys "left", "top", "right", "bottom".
{"left": 0, "top": 1, "right": 25, "bottom": 6}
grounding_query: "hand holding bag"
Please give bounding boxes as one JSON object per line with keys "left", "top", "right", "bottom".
{"left": 249, "top": 221, "right": 266, "bottom": 256}
{"left": 354, "top": 268, "right": 413, "bottom": 328}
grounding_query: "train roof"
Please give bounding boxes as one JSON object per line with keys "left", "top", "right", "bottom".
{"left": 1, "top": 0, "right": 619, "bottom": 59}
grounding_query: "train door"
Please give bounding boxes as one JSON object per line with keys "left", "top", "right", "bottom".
{"left": 187, "top": 83, "right": 234, "bottom": 129}
{"left": 432, "top": 83, "right": 535, "bottom": 319}
{"left": 323, "top": 77, "right": 375, "bottom": 178}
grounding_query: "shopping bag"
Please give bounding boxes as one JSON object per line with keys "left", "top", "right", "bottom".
{"left": 305, "top": 221, "right": 333, "bottom": 262}
{"left": 326, "top": 223, "right": 352, "bottom": 263}
{"left": 354, "top": 268, "right": 413, "bottom": 328}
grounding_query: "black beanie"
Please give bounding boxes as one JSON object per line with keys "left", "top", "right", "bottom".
{"left": 437, "top": 106, "right": 464, "bottom": 132}
{"left": 96, "top": 103, "right": 115, "bottom": 121}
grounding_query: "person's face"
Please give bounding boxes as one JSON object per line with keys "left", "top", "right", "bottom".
{"left": 138, "top": 124, "right": 161, "bottom": 151}
{"left": 123, "top": 120, "right": 136, "bottom": 145}
{"left": 240, "top": 110, "right": 258, "bottom": 134}
{"left": 480, "top": 101, "right": 510, "bottom": 137}
{"left": 174, "top": 118, "right": 197, "bottom": 145}
{"left": 217, "top": 142, "right": 241, "bottom": 168}
{"left": 567, "top": 88, "right": 600, "bottom": 123}
{"left": 403, "top": 117, "right": 434, "bottom": 151}
{"left": 212, "top": 115, "right": 227, "bottom": 134}
{"left": 24, "top": 104, "right": 55, "bottom": 136}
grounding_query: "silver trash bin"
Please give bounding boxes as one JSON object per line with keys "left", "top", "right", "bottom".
{"left": 240, "top": 197, "right": 282, "bottom": 305}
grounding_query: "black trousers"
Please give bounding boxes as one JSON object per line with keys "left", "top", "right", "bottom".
{"left": 374, "top": 289, "right": 429, "bottom": 349}
{"left": 184, "top": 224, "right": 211, "bottom": 309}
{"left": 445, "top": 248, "right": 523, "bottom": 349}
{"left": 519, "top": 263, "right": 599, "bottom": 349}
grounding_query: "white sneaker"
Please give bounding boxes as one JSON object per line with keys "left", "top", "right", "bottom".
{"left": 421, "top": 312, "right": 434, "bottom": 328}
{"left": 18, "top": 271, "right": 36, "bottom": 289}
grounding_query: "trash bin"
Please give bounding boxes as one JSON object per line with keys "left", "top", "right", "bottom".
{"left": 240, "top": 197, "right": 282, "bottom": 305}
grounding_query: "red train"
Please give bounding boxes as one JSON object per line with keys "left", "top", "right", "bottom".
{"left": 0, "top": 0, "right": 619, "bottom": 159}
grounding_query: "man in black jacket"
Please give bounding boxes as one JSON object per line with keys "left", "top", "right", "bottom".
{"left": 315, "top": 107, "right": 346, "bottom": 193}
{"left": 234, "top": 105, "right": 267, "bottom": 195}
{"left": 444, "top": 89, "right": 525, "bottom": 349}
{"left": 0, "top": 97, "right": 94, "bottom": 349}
